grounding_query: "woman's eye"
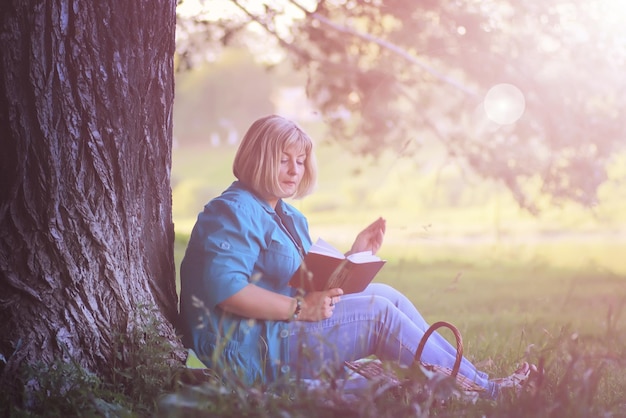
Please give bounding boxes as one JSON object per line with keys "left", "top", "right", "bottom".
{"left": 280, "top": 156, "right": 305, "bottom": 166}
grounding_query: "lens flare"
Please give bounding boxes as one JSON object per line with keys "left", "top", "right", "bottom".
{"left": 483, "top": 83, "right": 526, "bottom": 125}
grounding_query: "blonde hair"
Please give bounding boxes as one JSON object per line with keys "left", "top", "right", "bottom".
{"left": 233, "top": 115, "right": 317, "bottom": 199}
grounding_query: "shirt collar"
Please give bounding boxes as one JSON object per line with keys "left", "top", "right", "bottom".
{"left": 231, "top": 180, "right": 288, "bottom": 215}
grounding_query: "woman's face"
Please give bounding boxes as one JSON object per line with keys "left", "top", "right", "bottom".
{"left": 268, "top": 143, "right": 306, "bottom": 206}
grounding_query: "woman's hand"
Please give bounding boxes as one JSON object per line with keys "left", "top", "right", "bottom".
{"left": 218, "top": 284, "right": 342, "bottom": 322}
{"left": 349, "top": 217, "right": 386, "bottom": 255}
{"left": 298, "top": 288, "right": 343, "bottom": 321}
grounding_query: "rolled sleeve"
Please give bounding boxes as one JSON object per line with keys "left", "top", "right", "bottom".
{"left": 184, "top": 199, "right": 262, "bottom": 310}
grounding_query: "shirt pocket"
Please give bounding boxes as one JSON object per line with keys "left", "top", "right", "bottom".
{"left": 255, "top": 240, "right": 300, "bottom": 290}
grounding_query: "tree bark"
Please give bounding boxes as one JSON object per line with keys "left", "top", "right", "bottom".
{"left": 0, "top": 0, "right": 182, "bottom": 399}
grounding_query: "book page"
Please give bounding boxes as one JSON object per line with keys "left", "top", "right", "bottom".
{"left": 311, "top": 238, "right": 383, "bottom": 263}
{"left": 309, "top": 238, "right": 344, "bottom": 259}
{"left": 346, "top": 250, "right": 381, "bottom": 264}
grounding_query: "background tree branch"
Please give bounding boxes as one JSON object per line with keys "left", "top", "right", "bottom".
{"left": 176, "top": 0, "right": 626, "bottom": 212}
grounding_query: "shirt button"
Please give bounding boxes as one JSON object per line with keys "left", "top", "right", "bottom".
{"left": 280, "top": 365, "right": 290, "bottom": 373}
{"left": 279, "top": 329, "right": 289, "bottom": 338}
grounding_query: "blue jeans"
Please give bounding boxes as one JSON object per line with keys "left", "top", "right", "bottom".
{"left": 287, "top": 283, "right": 498, "bottom": 398}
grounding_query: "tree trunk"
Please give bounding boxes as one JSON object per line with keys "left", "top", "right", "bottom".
{"left": 0, "top": 0, "right": 182, "bottom": 400}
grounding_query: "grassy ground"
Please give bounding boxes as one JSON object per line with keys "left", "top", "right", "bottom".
{"left": 172, "top": 236, "right": 626, "bottom": 416}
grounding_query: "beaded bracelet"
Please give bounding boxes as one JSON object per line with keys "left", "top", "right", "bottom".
{"left": 289, "top": 297, "right": 302, "bottom": 322}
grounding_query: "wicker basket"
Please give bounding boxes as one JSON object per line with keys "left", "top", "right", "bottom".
{"left": 345, "top": 321, "right": 485, "bottom": 394}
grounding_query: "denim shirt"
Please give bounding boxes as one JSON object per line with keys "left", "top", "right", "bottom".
{"left": 178, "top": 181, "right": 312, "bottom": 384}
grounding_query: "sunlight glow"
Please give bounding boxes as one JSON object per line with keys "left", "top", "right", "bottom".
{"left": 593, "top": 0, "right": 626, "bottom": 27}
{"left": 483, "top": 83, "right": 526, "bottom": 125}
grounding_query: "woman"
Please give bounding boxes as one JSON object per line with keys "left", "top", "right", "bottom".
{"left": 178, "top": 115, "right": 531, "bottom": 398}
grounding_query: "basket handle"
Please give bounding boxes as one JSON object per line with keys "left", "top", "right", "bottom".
{"left": 414, "top": 321, "right": 464, "bottom": 378}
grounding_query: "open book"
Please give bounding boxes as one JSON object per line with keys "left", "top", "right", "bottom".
{"left": 288, "top": 238, "right": 386, "bottom": 294}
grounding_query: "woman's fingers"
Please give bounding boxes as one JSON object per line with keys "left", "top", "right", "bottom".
{"left": 327, "top": 288, "right": 343, "bottom": 307}
{"left": 301, "top": 290, "right": 343, "bottom": 321}
{"left": 328, "top": 287, "right": 344, "bottom": 297}
{"left": 351, "top": 217, "right": 386, "bottom": 254}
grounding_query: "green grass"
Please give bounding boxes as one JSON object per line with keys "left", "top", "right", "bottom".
{"left": 171, "top": 237, "right": 626, "bottom": 416}
{"left": 16, "top": 242, "right": 624, "bottom": 417}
